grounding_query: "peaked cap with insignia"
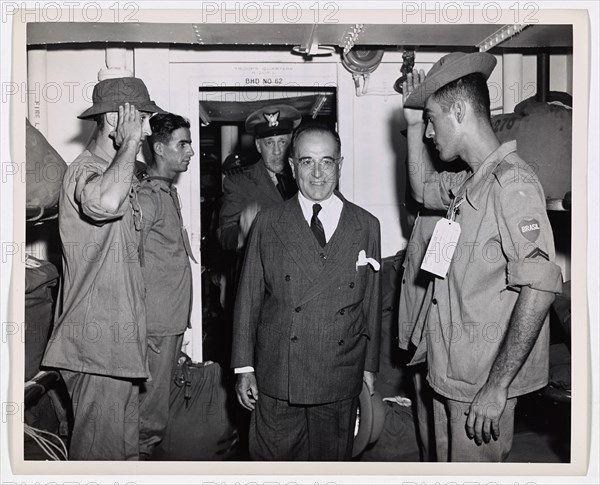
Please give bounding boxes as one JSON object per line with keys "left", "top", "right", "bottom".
{"left": 245, "top": 104, "right": 302, "bottom": 139}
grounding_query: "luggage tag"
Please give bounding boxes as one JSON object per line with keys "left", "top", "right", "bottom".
{"left": 421, "top": 196, "right": 463, "bottom": 278}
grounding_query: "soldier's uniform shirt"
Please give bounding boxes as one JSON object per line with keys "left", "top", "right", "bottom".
{"left": 412, "top": 141, "right": 562, "bottom": 402}
{"left": 136, "top": 177, "right": 192, "bottom": 336}
{"left": 398, "top": 211, "right": 440, "bottom": 349}
{"left": 135, "top": 176, "right": 194, "bottom": 457}
{"left": 42, "top": 144, "right": 148, "bottom": 378}
{"left": 41, "top": 143, "right": 148, "bottom": 460}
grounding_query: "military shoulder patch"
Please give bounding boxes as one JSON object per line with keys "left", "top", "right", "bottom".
{"left": 519, "top": 218, "right": 540, "bottom": 242}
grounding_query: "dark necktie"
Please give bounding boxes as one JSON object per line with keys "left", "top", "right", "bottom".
{"left": 311, "top": 203, "right": 326, "bottom": 247}
{"left": 275, "top": 168, "right": 297, "bottom": 201}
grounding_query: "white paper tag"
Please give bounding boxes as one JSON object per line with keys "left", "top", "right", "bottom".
{"left": 420, "top": 218, "right": 461, "bottom": 278}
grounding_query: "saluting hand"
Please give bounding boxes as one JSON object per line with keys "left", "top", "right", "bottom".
{"left": 111, "top": 102, "right": 143, "bottom": 149}
{"left": 402, "top": 69, "right": 427, "bottom": 127}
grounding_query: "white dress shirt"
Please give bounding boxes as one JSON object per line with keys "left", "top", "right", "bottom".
{"left": 297, "top": 190, "right": 343, "bottom": 243}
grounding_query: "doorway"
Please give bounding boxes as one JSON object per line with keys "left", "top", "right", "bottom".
{"left": 197, "top": 86, "right": 337, "bottom": 364}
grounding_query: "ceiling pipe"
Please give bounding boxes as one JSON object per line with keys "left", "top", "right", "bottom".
{"left": 502, "top": 53, "right": 523, "bottom": 113}
{"left": 98, "top": 47, "right": 132, "bottom": 80}
{"left": 292, "top": 25, "right": 335, "bottom": 57}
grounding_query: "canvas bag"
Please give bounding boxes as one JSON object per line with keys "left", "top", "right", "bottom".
{"left": 25, "top": 118, "right": 68, "bottom": 210}
{"left": 151, "top": 354, "right": 238, "bottom": 460}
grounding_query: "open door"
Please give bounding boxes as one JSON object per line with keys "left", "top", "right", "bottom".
{"left": 196, "top": 86, "right": 337, "bottom": 365}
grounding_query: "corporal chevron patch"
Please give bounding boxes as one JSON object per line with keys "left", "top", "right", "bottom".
{"left": 525, "top": 247, "right": 550, "bottom": 261}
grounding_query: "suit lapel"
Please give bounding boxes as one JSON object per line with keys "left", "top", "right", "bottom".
{"left": 272, "top": 194, "right": 365, "bottom": 305}
{"left": 297, "top": 199, "right": 363, "bottom": 306}
{"left": 271, "top": 196, "right": 323, "bottom": 283}
{"left": 252, "top": 160, "right": 283, "bottom": 203}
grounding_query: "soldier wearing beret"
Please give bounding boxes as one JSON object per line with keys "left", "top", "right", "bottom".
{"left": 218, "top": 104, "right": 301, "bottom": 252}
{"left": 400, "top": 52, "right": 562, "bottom": 462}
{"left": 42, "top": 77, "right": 166, "bottom": 460}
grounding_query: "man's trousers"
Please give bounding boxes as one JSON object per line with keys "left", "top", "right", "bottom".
{"left": 61, "top": 370, "right": 140, "bottom": 460}
{"left": 249, "top": 393, "right": 359, "bottom": 461}
{"left": 432, "top": 393, "right": 517, "bottom": 462}
{"left": 138, "top": 333, "right": 184, "bottom": 458}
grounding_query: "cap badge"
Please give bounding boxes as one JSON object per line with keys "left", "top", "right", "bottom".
{"left": 264, "top": 111, "right": 280, "bottom": 127}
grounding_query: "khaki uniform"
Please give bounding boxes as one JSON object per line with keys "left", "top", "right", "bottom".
{"left": 42, "top": 145, "right": 148, "bottom": 460}
{"left": 411, "top": 141, "right": 562, "bottom": 461}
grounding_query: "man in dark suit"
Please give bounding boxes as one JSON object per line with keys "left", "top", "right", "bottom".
{"left": 219, "top": 104, "right": 301, "bottom": 252}
{"left": 231, "top": 122, "right": 382, "bottom": 461}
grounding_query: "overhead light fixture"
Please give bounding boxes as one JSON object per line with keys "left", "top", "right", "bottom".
{"left": 477, "top": 24, "right": 529, "bottom": 52}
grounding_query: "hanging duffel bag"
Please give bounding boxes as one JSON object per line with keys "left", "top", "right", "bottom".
{"left": 151, "top": 353, "right": 239, "bottom": 460}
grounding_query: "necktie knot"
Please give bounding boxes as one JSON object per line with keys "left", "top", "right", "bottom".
{"left": 312, "top": 203, "right": 322, "bottom": 217}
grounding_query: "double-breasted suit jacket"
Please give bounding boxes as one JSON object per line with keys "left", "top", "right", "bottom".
{"left": 231, "top": 192, "right": 382, "bottom": 405}
{"left": 219, "top": 160, "right": 286, "bottom": 251}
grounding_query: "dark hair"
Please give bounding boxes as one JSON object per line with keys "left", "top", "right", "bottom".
{"left": 149, "top": 113, "right": 190, "bottom": 145}
{"left": 291, "top": 121, "right": 341, "bottom": 157}
{"left": 431, "top": 72, "right": 491, "bottom": 120}
{"left": 148, "top": 113, "right": 190, "bottom": 166}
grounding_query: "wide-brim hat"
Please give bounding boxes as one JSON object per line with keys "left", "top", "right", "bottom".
{"left": 245, "top": 104, "right": 302, "bottom": 139}
{"left": 78, "top": 77, "right": 167, "bottom": 119}
{"left": 352, "top": 383, "right": 385, "bottom": 457}
{"left": 403, "top": 52, "right": 497, "bottom": 109}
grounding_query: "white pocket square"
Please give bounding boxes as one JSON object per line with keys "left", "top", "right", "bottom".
{"left": 356, "top": 250, "right": 380, "bottom": 272}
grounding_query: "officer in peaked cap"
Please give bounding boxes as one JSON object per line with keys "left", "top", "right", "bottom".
{"left": 219, "top": 104, "right": 302, "bottom": 252}
{"left": 245, "top": 104, "right": 302, "bottom": 138}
